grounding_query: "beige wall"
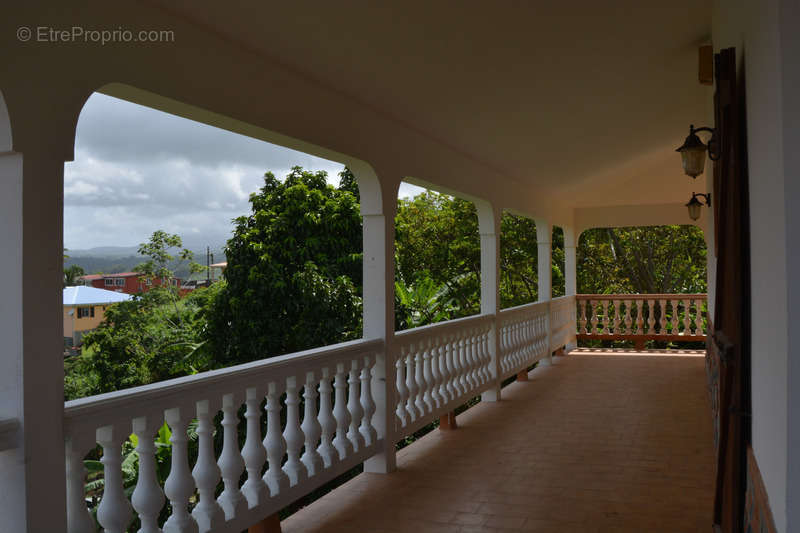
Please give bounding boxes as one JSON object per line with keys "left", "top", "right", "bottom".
{"left": 62, "top": 305, "right": 107, "bottom": 339}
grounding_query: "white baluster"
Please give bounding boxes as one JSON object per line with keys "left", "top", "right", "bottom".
{"left": 241, "top": 388, "right": 268, "bottom": 507}
{"left": 470, "top": 329, "right": 480, "bottom": 385}
{"left": 96, "top": 425, "right": 133, "bottom": 533}
{"left": 65, "top": 434, "right": 96, "bottom": 533}
{"left": 283, "top": 376, "right": 307, "bottom": 485}
{"left": 659, "top": 299, "right": 668, "bottom": 335}
{"left": 589, "top": 300, "right": 598, "bottom": 334}
{"left": 301, "top": 371, "right": 324, "bottom": 476}
{"left": 669, "top": 299, "right": 678, "bottom": 334}
{"left": 421, "top": 340, "right": 433, "bottom": 411}
{"left": 263, "top": 381, "right": 290, "bottom": 495}
{"left": 623, "top": 300, "right": 633, "bottom": 334}
{"left": 695, "top": 299, "right": 705, "bottom": 334}
{"left": 405, "top": 345, "right": 419, "bottom": 421}
{"left": 192, "top": 401, "right": 224, "bottom": 532}
{"left": 163, "top": 409, "right": 198, "bottom": 533}
{"left": 217, "top": 393, "right": 246, "bottom": 518}
{"left": 647, "top": 299, "right": 656, "bottom": 334}
{"left": 601, "top": 300, "right": 610, "bottom": 334}
{"left": 347, "top": 360, "right": 366, "bottom": 452}
{"left": 414, "top": 346, "right": 426, "bottom": 416}
{"left": 428, "top": 341, "right": 443, "bottom": 408}
{"left": 683, "top": 299, "right": 692, "bottom": 335}
{"left": 131, "top": 418, "right": 165, "bottom": 533}
{"left": 635, "top": 300, "right": 644, "bottom": 335}
{"left": 317, "top": 369, "right": 338, "bottom": 467}
{"left": 576, "top": 301, "right": 584, "bottom": 335}
{"left": 359, "top": 356, "right": 378, "bottom": 446}
{"left": 467, "top": 330, "right": 479, "bottom": 388}
{"left": 460, "top": 335, "right": 471, "bottom": 392}
{"left": 332, "top": 363, "right": 354, "bottom": 459}
{"left": 445, "top": 336, "right": 458, "bottom": 400}
{"left": 394, "top": 350, "right": 409, "bottom": 427}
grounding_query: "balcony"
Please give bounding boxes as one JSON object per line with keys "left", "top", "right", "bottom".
{"left": 62, "top": 294, "right": 711, "bottom": 533}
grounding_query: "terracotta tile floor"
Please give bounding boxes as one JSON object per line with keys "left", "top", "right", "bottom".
{"left": 281, "top": 349, "right": 715, "bottom": 533}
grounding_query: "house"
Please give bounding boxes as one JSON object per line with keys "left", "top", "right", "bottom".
{"left": 78, "top": 272, "right": 182, "bottom": 295}
{"left": 1, "top": 2, "right": 798, "bottom": 532}
{"left": 179, "top": 262, "right": 225, "bottom": 293}
{"left": 62, "top": 286, "right": 131, "bottom": 346}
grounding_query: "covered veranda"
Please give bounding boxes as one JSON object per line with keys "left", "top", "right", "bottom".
{"left": 282, "top": 349, "right": 714, "bottom": 533}
{"left": 1, "top": 2, "right": 798, "bottom": 533}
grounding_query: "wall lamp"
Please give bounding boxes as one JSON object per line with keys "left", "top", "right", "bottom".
{"left": 686, "top": 192, "right": 711, "bottom": 221}
{"left": 676, "top": 124, "right": 719, "bottom": 178}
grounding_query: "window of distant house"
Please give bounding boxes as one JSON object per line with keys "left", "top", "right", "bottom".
{"left": 115, "top": 278, "right": 125, "bottom": 286}
{"left": 104, "top": 279, "right": 113, "bottom": 286}
{"left": 77, "top": 307, "right": 95, "bottom": 318}
{"left": 146, "top": 278, "right": 152, "bottom": 285}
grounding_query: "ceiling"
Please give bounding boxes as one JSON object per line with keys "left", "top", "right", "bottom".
{"left": 146, "top": 1, "right": 712, "bottom": 208}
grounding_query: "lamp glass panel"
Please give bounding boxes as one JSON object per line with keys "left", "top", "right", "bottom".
{"left": 687, "top": 202, "right": 701, "bottom": 221}
{"left": 681, "top": 147, "right": 707, "bottom": 177}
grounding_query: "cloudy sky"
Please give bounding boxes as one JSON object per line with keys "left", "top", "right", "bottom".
{"left": 65, "top": 94, "right": 424, "bottom": 251}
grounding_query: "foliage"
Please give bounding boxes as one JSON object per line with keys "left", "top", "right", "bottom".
{"left": 577, "top": 225, "right": 707, "bottom": 294}
{"left": 135, "top": 230, "right": 203, "bottom": 284}
{"left": 64, "top": 285, "right": 219, "bottom": 399}
{"left": 205, "top": 167, "right": 363, "bottom": 366}
{"left": 64, "top": 264, "right": 85, "bottom": 287}
{"left": 394, "top": 192, "right": 482, "bottom": 326}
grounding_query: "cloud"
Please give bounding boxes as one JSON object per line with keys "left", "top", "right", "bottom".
{"left": 64, "top": 93, "right": 428, "bottom": 251}
{"left": 65, "top": 94, "right": 346, "bottom": 249}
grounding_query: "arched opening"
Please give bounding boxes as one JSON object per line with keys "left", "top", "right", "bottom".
{"left": 394, "top": 181, "right": 482, "bottom": 330}
{"left": 576, "top": 224, "right": 708, "bottom": 350}
{"left": 64, "top": 90, "right": 376, "bottom": 398}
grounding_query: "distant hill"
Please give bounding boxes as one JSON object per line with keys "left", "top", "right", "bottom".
{"left": 66, "top": 246, "right": 226, "bottom": 279}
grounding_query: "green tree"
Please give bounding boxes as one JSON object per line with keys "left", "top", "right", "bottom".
{"left": 134, "top": 230, "right": 202, "bottom": 286}
{"left": 64, "top": 285, "right": 219, "bottom": 399}
{"left": 64, "top": 264, "right": 85, "bottom": 287}
{"left": 206, "top": 166, "right": 363, "bottom": 366}
{"left": 577, "top": 225, "right": 707, "bottom": 294}
{"left": 395, "top": 192, "right": 482, "bottom": 324}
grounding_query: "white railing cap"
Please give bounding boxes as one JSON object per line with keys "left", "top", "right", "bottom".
{"left": 64, "top": 337, "right": 383, "bottom": 435}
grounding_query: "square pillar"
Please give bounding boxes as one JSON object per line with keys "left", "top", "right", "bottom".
{"left": 361, "top": 174, "right": 398, "bottom": 474}
{"left": 0, "top": 147, "right": 68, "bottom": 532}
{"left": 536, "top": 220, "right": 553, "bottom": 365}
{"left": 564, "top": 227, "right": 578, "bottom": 352}
{"left": 479, "top": 204, "right": 502, "bottom": 402}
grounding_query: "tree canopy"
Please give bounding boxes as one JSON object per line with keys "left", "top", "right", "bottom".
{"left": 205, "top": 167, "right": 363, "bottom": 366}
{"left": 66, "top": 168, "right": 707, "bottom": 400}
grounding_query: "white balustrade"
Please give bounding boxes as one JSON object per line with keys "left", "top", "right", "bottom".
{"left": 393, "top": 314, "right": 493, "bottom": 435}
{"left": 575, "top": 294, "right": 707, "bottom": 342}
{"left": 63, "top": 338, "right": 383, "bottom": 533}
{"left": 499, "top": 300, "right": 551, "bottom": 379}
{"left": 62, "top": 297, "right": 620, "bottom": 533}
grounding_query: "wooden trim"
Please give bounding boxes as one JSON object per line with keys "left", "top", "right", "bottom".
{"left": 576, "top": 293, "right": 707, "bottom": 301}
{"left": 577, "top": 334, "right": 706, "bottom": 343}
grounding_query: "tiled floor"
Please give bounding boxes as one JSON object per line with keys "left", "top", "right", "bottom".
{"left": 281, "top": 349, "right": 715, "bottom": 532}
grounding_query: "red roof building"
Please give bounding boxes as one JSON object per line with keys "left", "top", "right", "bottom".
{"left": 78, "top": 272, "right": 181, "bottom": 295}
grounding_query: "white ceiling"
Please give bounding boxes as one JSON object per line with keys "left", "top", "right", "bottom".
{"left": 148, "top": 1, "right": 713, "bottom": 208}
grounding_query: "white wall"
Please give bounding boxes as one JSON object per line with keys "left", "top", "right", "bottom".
{"left": 779, "top": 2, "right": 800, "bottom": 530}
{"left": 713, "top": 0, "right": 793, "bottom": 530}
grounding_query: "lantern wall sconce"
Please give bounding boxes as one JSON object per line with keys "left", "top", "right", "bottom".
{"left": 676, "top": 124, "right": 719, "bottom": 178}
{"left": 686, "top": 192, "right": 711, "bottom": 221}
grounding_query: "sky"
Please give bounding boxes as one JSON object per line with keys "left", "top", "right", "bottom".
{"left": 65, "top": 93, "right": 425, "bottom": 251}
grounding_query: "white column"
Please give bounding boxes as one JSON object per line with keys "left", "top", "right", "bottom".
{"left": 360, "top": 168, "right": 398, "bottom": 474}
{"left": 536, "top": 220, "right": 553, "bottom": 365}
{"left": 479, "top": 204, "right": 502, "bottom": 402}
{"left": 564, "top": 227, "right": 578, "bottom": 352}
{"left": 0, "top": 146, "right": 68, "bottom": 532}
